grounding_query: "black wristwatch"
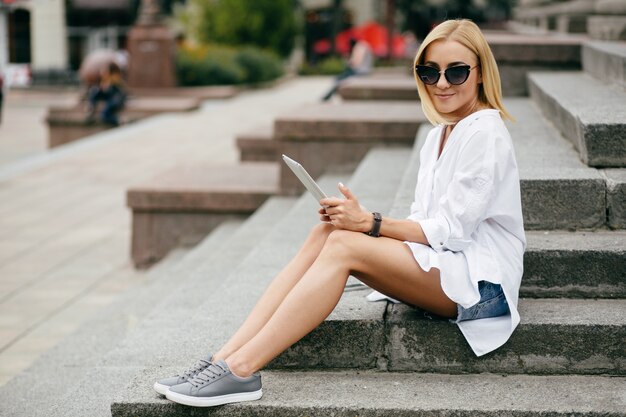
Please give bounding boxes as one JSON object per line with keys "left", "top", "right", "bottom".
{"left": 368, "top": 212, "right": 382, "bottom": 237}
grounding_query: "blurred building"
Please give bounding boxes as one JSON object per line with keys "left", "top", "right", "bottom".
{"left": 0, "top": 0, "right": 154, "bottom": 85}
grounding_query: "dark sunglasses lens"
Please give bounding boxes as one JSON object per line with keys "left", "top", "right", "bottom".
{"left": 446, "top": 66, "right": 471, "bottom": 85}
{"left": 416, "top": 66, "right": 439, "bottom": 85}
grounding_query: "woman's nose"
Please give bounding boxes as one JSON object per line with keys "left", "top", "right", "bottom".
{"left": 436, "top": 72, "right": 450, "bottom": 89}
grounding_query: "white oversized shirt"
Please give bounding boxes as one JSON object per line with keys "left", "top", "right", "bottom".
{"left": 405, "top": 109, "right": 526, "bottom": 356}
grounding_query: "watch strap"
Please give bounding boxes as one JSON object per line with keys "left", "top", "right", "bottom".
{"left": 368, "top": 212, "right": 382, "bottom": 237}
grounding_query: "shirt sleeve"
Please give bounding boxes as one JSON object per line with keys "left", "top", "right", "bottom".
{"left": 418, "top": 130, "right": 497, "bottom": 252}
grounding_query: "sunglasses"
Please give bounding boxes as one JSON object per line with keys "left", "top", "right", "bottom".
{"left": 415, "top": 64, "right": 479, "bottom": 85}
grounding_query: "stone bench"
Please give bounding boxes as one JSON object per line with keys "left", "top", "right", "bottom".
{"left": 338, "top": 77, "right": 418, "bottom": 101}
{"left": 46, "top": 96, "right": 201, "bottom": 148}
{"left": 126, "top": 162, "right": 279, "bottom": 268}
{"left": 274, "top": 101, "right": 427, "bottom": 195}
{"left": 236, "top": 125, "right": 277, "bottom": 162}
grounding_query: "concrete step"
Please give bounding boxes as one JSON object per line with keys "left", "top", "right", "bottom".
{"left": 605, "top": 168, "right": 626, "bottom": 229}
{"left": 484, "top": 31, "right": 583, "bottom": 96}
{"left": 112, "top": 369, "right": 626, "bottom": 417}
{"left": 528, "top": 71, "right": 626, "bottom": 167}
{"left": 504, "top": 98, "right": 612, "bottom": 229}
{"left": 582, "top": 40, "right": 626, "bottom": 87}
{"left": 274, "top": 101, "right": 426, "bottom": 194}
{"left": 126, "top": 162, "right": 280, "bottom": 267}
{"left": 100, "top": 147, "right": 412, "bottom": 417}
{"left": 235, "top": 124, "right": 277, "bottom": 162}
{"left": 338, "top": 76, "right": 418, "bottom": 101}
{"left": 271, "top": 291, "right": 626, "bottom": 375}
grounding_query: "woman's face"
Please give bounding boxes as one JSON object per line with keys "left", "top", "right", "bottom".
{"left": 421, "top": 39, "right": 482, "bottom": 122}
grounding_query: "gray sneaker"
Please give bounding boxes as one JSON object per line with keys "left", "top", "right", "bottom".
{"left": 165, "top": 359, "right": 262, "bottom": 407}
{"left": 153, "top": 354, "right": 213, "bottom": 395}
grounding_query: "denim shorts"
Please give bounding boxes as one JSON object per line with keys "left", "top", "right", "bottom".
{"left": 455, "top": 281, "right": 510, "bottom": 323}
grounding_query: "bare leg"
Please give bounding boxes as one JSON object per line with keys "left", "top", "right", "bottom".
{"left": 225, "top": 230, "right": 456, "bottom": 377}
{"left": 213, "top": 223, "right": 335, "bottom": 361}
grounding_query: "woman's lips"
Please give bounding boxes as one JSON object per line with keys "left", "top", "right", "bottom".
{"left": 435, "top": 93, "right": 454, "bottom": 100}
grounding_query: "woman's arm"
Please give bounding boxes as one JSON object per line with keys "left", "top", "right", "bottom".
{"left": 319, "top": 183, "right": 430, "bottom": 246}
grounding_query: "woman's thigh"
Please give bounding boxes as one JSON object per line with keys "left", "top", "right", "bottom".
{"left": 326, "top": 230, "right": 456, "bottom": 318}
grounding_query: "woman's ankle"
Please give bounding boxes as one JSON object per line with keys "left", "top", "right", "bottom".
{"left": 225, "top": 356, "right": 255, "bottom": 378}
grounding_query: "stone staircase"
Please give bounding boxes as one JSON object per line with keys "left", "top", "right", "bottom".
{"left": 1, "top": 36, "right": 624, "bottom": 417}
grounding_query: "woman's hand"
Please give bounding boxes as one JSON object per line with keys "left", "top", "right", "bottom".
{"left": 318, "top": 183, "right": 372, "bottom": 232}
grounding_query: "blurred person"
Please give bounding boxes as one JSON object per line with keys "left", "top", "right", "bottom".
{"left": 86, "top": 62, "right": 127, "bottom": 126}
{"left": 322, "top": 37, "right": 374, "bottom": 101}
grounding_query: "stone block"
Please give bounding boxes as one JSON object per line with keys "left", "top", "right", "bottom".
{"left": 583, "top": 40, "right": 626, "bottom": 86}
{"left": 605, "top": 168, "right": 626, "bottom": 228}
{"left": 274, "top": 102, "right": 425, "bottom": 194}
{"left": 520, "top": 176, "right": 606, "bottom": 229}
{"left": 47, "top": 97, "right": 200, "bottom": 148}
{"left": 588, "top": 16, "right": 626, "bottom": 41}
{"left": 236, "top": 125, "right": 277, "bottom": 162}
{"left": 338, "top": 77, "right": 419, "bottom": 101}
{"left": 387, "top": 298, "right": 626, "bottom": 375}
{"left": 528, "top": 72, "right": 626, "bottom": 167}
{"left": 126, "top": 163, "right": 279, "bottom": 268}
{"left": 523, "top": 231, "right": 626, "bottom": 298}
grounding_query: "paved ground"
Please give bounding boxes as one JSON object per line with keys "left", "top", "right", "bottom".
{"left": 0, "top": 76, "right": 332, "bottom": 386}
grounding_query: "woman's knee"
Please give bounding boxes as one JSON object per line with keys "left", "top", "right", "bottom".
{"left": 309, "top": 222, "right": 335, "bottom": 242}
{"left": 322, "top": 229, "right": 362, "bottom": 260}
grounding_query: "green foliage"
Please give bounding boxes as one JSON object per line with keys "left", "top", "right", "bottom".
{"left": 175, "top": 0, "right": 297, "bottom": 57}
{"left": 176, "top": 43, "right": 284, "bottom": 86}
{"left": 299, "top": 57, "right": 346, "bottom": 76}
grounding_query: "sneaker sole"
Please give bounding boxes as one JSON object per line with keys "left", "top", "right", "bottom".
{"left": 166, "top": 388, "right": 263, "bottom": 407}
{"left": 153, "top": 382, "right": 170, "bottom": 396}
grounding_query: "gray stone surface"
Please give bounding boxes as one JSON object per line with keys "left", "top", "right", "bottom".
{"left": 387, "top": 298, "right": 626, "bottom": 375}
{"left": 588, "top": 15, "right": 626, "bottom": 41}
{"left": 39, "top": 197, "right": 297, "bottom": 417}
{"left": 96, "top": 147, "right": 407, "bottom": 417}
{"left": 338, "top": 77, "right": 419, "bottom": 101}
{"left": 604, "top": 168, "right": 626, "bottom": 228}
{"left": 528, "top": 71, "right": 626, "bottom": 167}
{"left": 274, "top": 101, "right": 425, "bottom": 141}
{"left": 112, "top": 369, "right": 626, "bottom": 417}
{"left": 0, "top": 219, "right": 243, "bottom": 417}
{"left": 235, "top": 125, "right": 276, "bottom": 162}
{"left": 583, "top": 40, "right": 626, "bottom": 87}
{"left": 524, "top": 230, "right": 626, "bottom": 297}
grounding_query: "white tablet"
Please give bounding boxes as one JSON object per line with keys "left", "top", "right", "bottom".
{"left": 282, "top": 154, "right": 328, "bottom": 203}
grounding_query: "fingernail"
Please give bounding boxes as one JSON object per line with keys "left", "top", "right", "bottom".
{"left": 339, "top": 182, "right": 344, "bottom": 188}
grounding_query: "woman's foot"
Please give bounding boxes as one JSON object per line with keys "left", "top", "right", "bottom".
{"left": 165, "top": 359, "right": 262, "bottom": 407}
{"left": 153, "top": 354, "right": 213, "bottom": 395}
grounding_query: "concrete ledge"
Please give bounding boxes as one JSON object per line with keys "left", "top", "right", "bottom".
{"left": 387, "top": 298, "right": 626, "bottom": 375}
{"left": 47, "top": 97, "right": 201, "bottom": 148}
{"left": 126, "top": 162, "right": 279, "bottom": 268}
{"left": 112, "top": 370, "right": 626, "bottom": 417}
{"left": 528, "top": 72, "right": 626, "bottom": 167}
{"left": 525, "top": 231, "right": 626, "bottom": 298}
{"left": 604, "top": 169, "right": 626, "bottom": 228}
{"left": 274, "top": 102, "right": 425, "bottom": 194}
{"left": 338, "top": 77, "right": 418, "bottom": 101}
{"left": 582, "top": 40, "right": 626, "bottom": 87}
{"left": 236, "top": 125, "right": 277, "bottom": 162}
{"left": 588, "top": 15, "right": 626, "bottom": 41}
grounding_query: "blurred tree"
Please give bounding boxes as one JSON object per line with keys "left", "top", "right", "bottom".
{"left": 176, "top": 0, "right": 297, "bottom": 57}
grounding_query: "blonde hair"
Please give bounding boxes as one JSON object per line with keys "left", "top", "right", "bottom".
{"left": 413, "top": 19, "right": 514, "bottom": 125}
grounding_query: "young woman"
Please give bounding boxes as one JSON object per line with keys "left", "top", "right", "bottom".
{"left": 154, "top": 18, "right": 526, "bottom": 407}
